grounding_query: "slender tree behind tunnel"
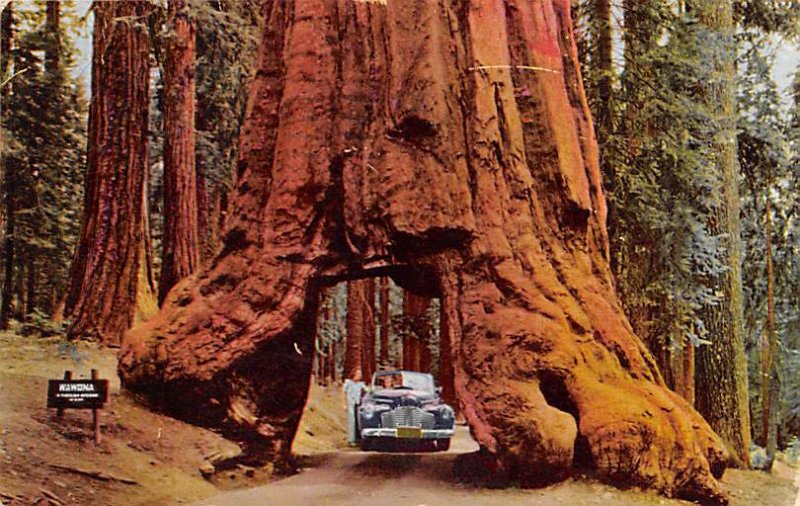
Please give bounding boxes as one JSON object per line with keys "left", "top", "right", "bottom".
{"left": 378, "top": 277, "right": 391, "bottom": 367}
{"left": 345, "top": 279, "right": 375, "bottom": 381}
{"left": 120, "top": 1, "right": 730, "bottom": 502}
{"left": 402, "top": 291, "right": 432, "bottom": 373}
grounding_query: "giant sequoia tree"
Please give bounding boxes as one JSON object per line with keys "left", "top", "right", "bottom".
{"left": 120, "top": 0, "right": 729, "bottom": 502}
{"left": 159, "top": 0, "right": 200, "bottom": 304}
{"left": 65, "top": 1, "right": 153, "bottom": 344}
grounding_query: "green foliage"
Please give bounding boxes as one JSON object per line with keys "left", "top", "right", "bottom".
{"left": 577, "top": 0, "right": 799, "bottom": 443}
{"left": 21, "top": 308, "right": 69, "bottom": 337}
{"left": 590, "top": 1, "right": 728, "bottom": 351}
{"left": 193, "top": 0, "right": 262, "bottom": 212}
{"left": 736, "top": 37, "right": 799, "bottom": 445}
{"left": 2, "top": 0, "right": 87, "bottom": 319}
{"left": 145, "top": 0, "right": 262, "bottom": 265}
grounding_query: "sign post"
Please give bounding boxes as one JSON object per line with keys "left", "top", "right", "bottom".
{"left": 91, "top": 369, "right": 101, "bottom": 444}
{"left": 47, "top": 370, "right": 109, "bottom": 444}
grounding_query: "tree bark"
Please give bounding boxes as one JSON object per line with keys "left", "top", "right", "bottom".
{"left": 45, "top": 0, "right": 61, "bottom": 75}
{"left": 0, "top": 2, "right": 14, "bottom": 330}
{"left": 65, "top": 1, "right": 152, "bottom": 345}
{"left": 25, "top": 254, "right": 35, "bottom": 320}
{"left": 378, "top": 276, "right": 390, "bottom": 366}
{"left": 345, "top": 278, "right": 375, "bottom": 381}
{"left": 403, "top": 291, "right": 432, "bottom": 372}
{"left": 0, "top": 157, "right": 14, "bottom": 329}
{"left": 761, "top": 181, "right": 779, "bottom": 470}
{"left": 439, "top": 291, "right": 456, "bottom": 407}
{"left": 690, "top": 0, "right": 751, "bottom": 469}
{"left": 159, "top": 0, "right": 200, "bottom": 304}
{"left": 120, "top": 1, "right": 729, "bottom": 502}
{"left": 672, "top": 340, "right": 695, "bottom": 406}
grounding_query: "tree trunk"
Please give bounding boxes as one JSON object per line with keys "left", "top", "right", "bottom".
{"left": 65, "top": 1, "right": 151, "bottom": 345}
{"left": 159, "top": 0, "right": 200, "bottom": 304}
{"left": 329, "top": 339, "right": 337, "bottom": 384}
{"left": 404, "top": 291, "right": 432, "bottom": 372}
{"left": 439, "top": 293, "right": 456, "bottom": 407}
{"left": 378, "top": 276, "right": 390, "bottom": 366}
{"left": 690, "top": 0, "right": 751, "bottom": 469}
{"left": 0, "top": 3, "right": 14, "bottom": 330}
{"left": 345, "top": 278, "right": 375, "bottom": 381}
{"left": 120, "top": 1, "right": 728, "bottom": 502}
{"left": 14, "top": 258, "right": 24, "bottom": 319}
{"left": 363, "top": 278, "right": 376, "bottom": 379}
{"left": 44, "top": 0, "right": 60, "bottom": 75}
{"left": 761, "top": 183, "right": 779, "bottom": 470}
{"left": 25, "top": 255, "right": 35, "bottom": 320}
{"left": 672, "top": 339, "right": 695, "bottom": 406}
{"left": 0, "top": 158, "right": 14, "bottom": 329}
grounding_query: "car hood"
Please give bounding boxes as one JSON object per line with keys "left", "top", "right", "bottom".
{"left": 365, "top": 389, "right": 436, "bottom": 406}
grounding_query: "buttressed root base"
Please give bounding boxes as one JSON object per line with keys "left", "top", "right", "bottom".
{"left": 120, "top": 0, "right": 729, "bottom": 504}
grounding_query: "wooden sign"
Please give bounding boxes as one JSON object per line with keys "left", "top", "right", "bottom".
{"left": 47, "top": 370, "right": 107, "bottom": 444}
{"left": 47, "top": 378, "right": 108, "bottom": 409}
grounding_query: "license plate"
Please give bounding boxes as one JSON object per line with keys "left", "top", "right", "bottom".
{"left": 396, "top": 427, "right": 422, "bottom": 438}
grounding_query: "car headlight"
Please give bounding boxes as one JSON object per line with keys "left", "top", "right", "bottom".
{"left": 361, "top": 403, "right": 380, "bottom": 419}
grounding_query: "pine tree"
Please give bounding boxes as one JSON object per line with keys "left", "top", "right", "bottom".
{"left": 1, "top": 0, "right": 87, "bottom": 329}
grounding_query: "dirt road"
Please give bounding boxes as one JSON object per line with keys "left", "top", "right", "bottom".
{"left": 194, "top": 427, "right": 798, "bottom": 506}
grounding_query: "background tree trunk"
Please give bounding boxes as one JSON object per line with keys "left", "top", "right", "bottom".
{"left": 65, "top": 0, "right": 152, "bottom": 345}
{"left": 44, "top": 0, "right": 60, "bottom": 75}
{"left": 345, "top": 280, "right": 373, "bottom": 381}
{"left": 0, "top": 3, "right": 14, "bottom": 329}
{"left": 378, "top": 277, "right": 390, "bottom": 367}
{"left": 761, "top": 179, "right": 779, "bottom": 470}
{"left": 120, "top": 1, "right": 729, "bottom": 502}
{"left": 439, "top": 290, "right": 457, "bottom": 408}
{"left": 690, "top": 0, "right": 752, "bottom": 469}
{"left": 159, "top": 0, "right": 200, "bottom": 304}
{"left": 403, "top": 291, "right": 432, "bottom": 373}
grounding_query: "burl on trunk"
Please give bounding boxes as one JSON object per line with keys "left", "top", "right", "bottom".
{"left": 120, "top": 0, "right": 728, "bottom": 503}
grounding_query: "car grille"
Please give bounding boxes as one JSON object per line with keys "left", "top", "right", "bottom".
{"left": 380, "top": 406, "right": 435, "bottom": 429}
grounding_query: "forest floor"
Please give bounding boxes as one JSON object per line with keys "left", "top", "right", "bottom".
{"left": 0, "top": 331, "right": 797, "bottom": 506}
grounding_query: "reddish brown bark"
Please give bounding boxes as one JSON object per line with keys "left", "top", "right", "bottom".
{"left": 403, "top": 291, "right": 432, "bottom": 372}
{"left": 378, "top": 277, "right": 390, "bottom": 366}
{"left": 159, "top": 0, "right": 200, "bottom": 304}
{"left": 439, "top": 294, "right": 456, "bottom": 407}
{"left": 344, "top": 278, "right": 374, "bottom": 381}
{"left": 120, "top": 1, "right": 728, "bottom": 502}
{"left": 65, "top": 1, "right": 151, "bottom": 345}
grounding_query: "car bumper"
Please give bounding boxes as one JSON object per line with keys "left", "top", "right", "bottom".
{"left": 360, "top": 428, "right": 454, "bottom": 439}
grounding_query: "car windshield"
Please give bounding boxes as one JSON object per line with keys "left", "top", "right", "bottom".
{"left": 373, "top": 372, "right": 435, "bottom": 393}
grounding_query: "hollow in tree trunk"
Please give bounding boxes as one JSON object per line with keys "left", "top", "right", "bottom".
{"left": 120, "top": 1, "right": 729, "bottom": 502}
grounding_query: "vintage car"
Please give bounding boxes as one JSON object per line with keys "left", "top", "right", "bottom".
{"left": 357, "top": 370, "right": 455, "bottom": 451}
